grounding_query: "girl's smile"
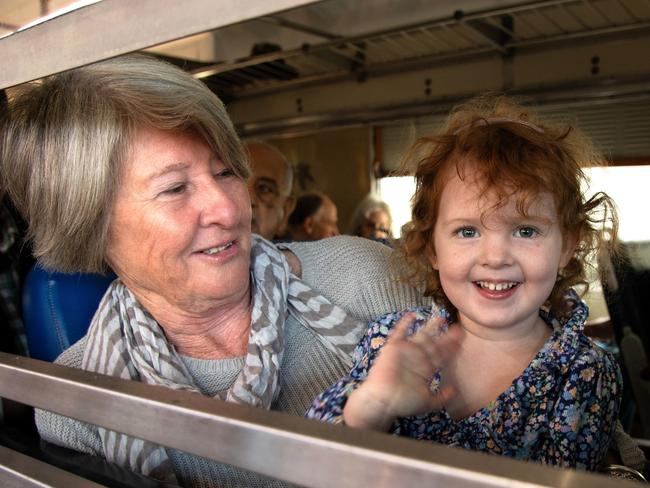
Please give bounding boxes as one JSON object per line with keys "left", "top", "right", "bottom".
{"left": 428, "top": 156, "right": 576, "bottom": 341}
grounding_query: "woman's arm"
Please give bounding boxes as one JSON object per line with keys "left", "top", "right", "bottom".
{"left": 34, "top": 337, "right": 104, "bottom": 456}
{"left": 281, "top": 236, "right": 428, "bottom": 323}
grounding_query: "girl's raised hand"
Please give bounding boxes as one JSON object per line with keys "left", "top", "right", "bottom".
{"left": 343, "top": 312, "right": 460, "bottom": 431}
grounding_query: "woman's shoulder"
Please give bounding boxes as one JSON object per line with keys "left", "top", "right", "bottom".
{"left": 282, "top": 235, "right": 394, "bottom": 272}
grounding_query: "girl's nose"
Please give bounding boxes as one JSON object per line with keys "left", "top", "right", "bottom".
{"left": 480, "top": 234, "right": 513, "bottom": 268}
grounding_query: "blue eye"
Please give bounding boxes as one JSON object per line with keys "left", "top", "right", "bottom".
{"left": 456, "top": 227, "right": 478, "bottom": 238}
{"left": 516, "top": 226, "right": 538, "bottom": 238}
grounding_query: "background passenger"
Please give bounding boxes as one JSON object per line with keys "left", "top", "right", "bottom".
{"left": 245, "top": 141, "right": 295, "bottom": 241}
{"left": 0, "top": 89, "right": 32, "bottom": 358}
{"left": 287, "top": 191, "right": 339, "bottom": 241}
{"left": 0, "top": 54, "right": 424, "bottom": 487}
{"left": 348, "top": 195, "right": 393, "bottom": 245}
{"left": 308, "top": 95, "right": 623, "bottom": 471}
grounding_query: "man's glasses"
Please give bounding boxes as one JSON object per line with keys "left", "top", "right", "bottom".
{"left": 362, "top": 220, "right": 390, "bottom": 237}
{"left": 251, "top": 178, "right": 280, "bottom": 205}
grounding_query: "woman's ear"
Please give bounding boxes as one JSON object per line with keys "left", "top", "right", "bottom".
{"left": 560, "top": 230, "right": 579, "bottom": 268}
{"left": 424, "top": 243, "right": 438, "bottom": 270}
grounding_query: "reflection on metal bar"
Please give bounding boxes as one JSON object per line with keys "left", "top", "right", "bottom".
{"left": 0, "top": 353, "right": 637, "bottom": 488}
{"left": 0, "top": 0, "right": 322, "bottom": 89}
{"left": 0, "top": 445, "right": 105, "bottom": 488}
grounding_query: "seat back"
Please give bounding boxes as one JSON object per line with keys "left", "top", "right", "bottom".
{"left": 22, "top": 265, "right": 115, "bottom": 361}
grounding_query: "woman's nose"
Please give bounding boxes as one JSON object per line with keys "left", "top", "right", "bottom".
{"left": 198, "top": 179, "right": 245, "bottom": 228}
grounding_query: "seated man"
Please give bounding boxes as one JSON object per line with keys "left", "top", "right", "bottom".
{"left": 287, "top": 191, "right": 339, "bottom": 241}
{"left": 245, "top": 141, "right": 295, "bottom": 241}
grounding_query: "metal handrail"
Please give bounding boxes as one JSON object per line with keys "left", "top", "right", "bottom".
{"left": 0, "top": 352, "right": 638, "bottom": 487}
{"left": 0, "top": 0, "right": 322, "bottom": 90}
{"left": 0, "top": 445, "right": 105, "bottom": 488}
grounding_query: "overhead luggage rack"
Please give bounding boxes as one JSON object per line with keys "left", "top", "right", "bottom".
{"left": 181, "top": 0, "right": 650, "bottom": 100}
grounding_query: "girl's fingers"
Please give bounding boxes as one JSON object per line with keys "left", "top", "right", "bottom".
{"left": 388, "top": 312, "right": 417, "bottom": 341}
{"left": 409, "top": 317, "right": 460, "bottom": 369}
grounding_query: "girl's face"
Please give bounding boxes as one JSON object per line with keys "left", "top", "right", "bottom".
{"left": 427, "top": 158, "right": 575, "bottom": 338}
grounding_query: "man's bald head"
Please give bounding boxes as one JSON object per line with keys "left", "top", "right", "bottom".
{"left": 245, "top": 141, "right": 295, "bottom": 240}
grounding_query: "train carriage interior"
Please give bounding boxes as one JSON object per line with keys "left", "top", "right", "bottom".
{"left": 1, "top": 0, "right": 650, "bottom": 486}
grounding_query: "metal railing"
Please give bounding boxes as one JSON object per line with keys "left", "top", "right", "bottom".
{"left": 0, "top": 352, "right": 639, "bottom": 487}
{"left": 0, "top": 0, "right": 322, "bottom": 90}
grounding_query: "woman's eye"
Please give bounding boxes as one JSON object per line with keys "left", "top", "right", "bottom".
{"left": 214, "top": 168, "right": 236, "bottom": 179}
{"left": 456, "top": 227, "right": 477, "bottom": 238}
{"left": 162, "top": 184, "right": 186, "bottom": 195}
{"left": 516, "top": 226, "right": 538, "bottom": 238}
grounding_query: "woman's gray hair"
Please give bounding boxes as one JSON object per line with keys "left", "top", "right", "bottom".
{"left": 0, "top": 54, "right": 249, "bottom": 273}
{"left": 347, "top": 195, "right": 393, "bottom": 237}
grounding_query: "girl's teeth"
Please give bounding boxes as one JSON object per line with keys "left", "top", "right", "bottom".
{"left": 477, "top": 281, "right": 517, "bottom": 291}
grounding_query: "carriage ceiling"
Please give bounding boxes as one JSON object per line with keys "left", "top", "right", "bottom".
{"left": 2, "top": 0, "right": 650, "bottom": 105}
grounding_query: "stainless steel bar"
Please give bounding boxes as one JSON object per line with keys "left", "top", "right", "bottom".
{"left": 0, "top": 445, "right": 105, "bottom": 488}
{"left": 0, "top": 0, "right": 323, "bottom": 89}
{"left": 0, "top": 353, "right": 637, "bottom": 488}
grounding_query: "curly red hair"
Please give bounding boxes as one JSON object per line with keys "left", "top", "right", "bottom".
{"left": 397, "top": 94, "right": 618, "bottom": 318}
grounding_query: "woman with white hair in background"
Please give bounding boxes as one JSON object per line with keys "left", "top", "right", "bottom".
{"left": 348, "top": 195, "right": 393, "bottom": 245}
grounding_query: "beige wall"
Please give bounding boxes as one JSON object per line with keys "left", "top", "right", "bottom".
{"left": 268, "top": 127, "right": 371, "bottom": 233}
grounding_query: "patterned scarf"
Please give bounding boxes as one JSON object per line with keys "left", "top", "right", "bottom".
{"left": 81, "top": 235, "right": 363, "bottom": 481}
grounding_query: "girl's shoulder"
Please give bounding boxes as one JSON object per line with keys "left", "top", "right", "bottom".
{"left": 571, "top": 335, "right": 622, "bottom": 381}
{"left": 368, "top": 306, "right": 435, "bottom": 335}
{"left": 351, "top": 306, "right": 434, "bottom": 364}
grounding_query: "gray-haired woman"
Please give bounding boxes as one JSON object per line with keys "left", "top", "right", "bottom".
{"left": 0, "top": 54, "right": 423, "bottom": 487}
{"left": 348, "top": 196, "right": 393, "bottom": 244}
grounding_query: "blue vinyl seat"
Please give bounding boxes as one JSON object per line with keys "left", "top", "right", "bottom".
{"left": 22, "top": 264, "right": 115, "bottom": 362}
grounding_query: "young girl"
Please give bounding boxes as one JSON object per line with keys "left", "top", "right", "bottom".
{"left": 307, "top": 95, "right": 622, "bottom": 471}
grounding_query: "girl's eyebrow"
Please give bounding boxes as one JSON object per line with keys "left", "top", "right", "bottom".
{"left": 440, "top": 217, "right": 479, "bottom": 226}
{"left": 504, "top": 214, "right": 554, "bottom": 226}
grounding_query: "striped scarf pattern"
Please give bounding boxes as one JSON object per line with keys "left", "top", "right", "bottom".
{"left": 82, "top": 235, "right": 362, "bottom": 481}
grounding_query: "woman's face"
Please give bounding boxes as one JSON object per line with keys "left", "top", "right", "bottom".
{"left": 107, "top": 127, "right": 252, "bottom": 314}
{"left": 360, "top": 210, "right": 391, "bottom": 240}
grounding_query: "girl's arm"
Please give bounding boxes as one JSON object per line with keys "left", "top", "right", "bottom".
{"left": 306, "top": 310, "right": 457, "bottom": 430}
{"left": 546, "top": 347, "right": 622, "bottom": 470}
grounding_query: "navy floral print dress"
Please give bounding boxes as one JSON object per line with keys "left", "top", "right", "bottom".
{"left": 306, "top": 291, "right": 622, "bottom": 471}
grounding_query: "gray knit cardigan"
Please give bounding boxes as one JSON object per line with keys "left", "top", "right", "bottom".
{"left": 36, "top": 236, "right": 428, "bottom": 487}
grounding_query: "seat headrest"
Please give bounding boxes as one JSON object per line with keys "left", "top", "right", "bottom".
{"left": 22, "top": 265, "right": 116, "bottom": 361}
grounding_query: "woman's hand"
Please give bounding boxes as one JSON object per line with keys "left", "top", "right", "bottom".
{"left": 343, "top": 313, "right": 459, "bottom": 431}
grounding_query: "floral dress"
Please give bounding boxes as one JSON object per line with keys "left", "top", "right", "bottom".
{"left": 306, "top": 291, "right": 622, "bottom": 471}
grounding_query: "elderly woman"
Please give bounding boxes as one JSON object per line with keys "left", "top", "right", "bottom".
{"left": 0, "top": 55, "right": 423, "bottom": 487}
{"left": 348, "top": 196, "right": 393, "bottom": 244}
